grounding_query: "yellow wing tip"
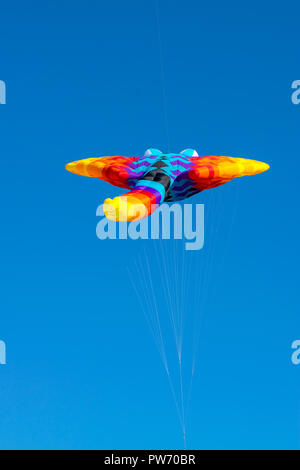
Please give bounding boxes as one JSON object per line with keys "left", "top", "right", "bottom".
{"left": 65, "top": 159, "right": 92, "bottom": 176}
{"left": 235, "top": 158, "right": 270, "bottom": 176}
{"left": 65, "top": 161, "right": 82, "bottom": 175}
{"left": 65, "top": 162, "right": 74, "bottom": 173}
{"left": 254, "top": 161, "right": 270, "bottom": 174}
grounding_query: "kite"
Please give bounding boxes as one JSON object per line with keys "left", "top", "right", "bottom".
{"left": 65, "top": 148, "right": 270, "bottom": 221}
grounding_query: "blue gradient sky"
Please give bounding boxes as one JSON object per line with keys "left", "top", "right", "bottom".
{"left": 0, "top": 0, "right": 299, "bottom": 450}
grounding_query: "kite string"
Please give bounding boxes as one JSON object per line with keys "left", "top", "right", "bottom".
{"left": 157, "top": 237, "right": 188, "bottom": 447}
{"left": 127, "top": 265, "right": 163, "bottom": 362}
{"left": 154, "top": 241, "right": 179, "bottom": 352}
{"left": 155, "top": 0, "right": 171, "bottom": 153}
{"left": 186, "top": 189, "right": 223, "bottom": 420}
{"left": 144, "top": 250, "right": 186, "bottom": 433}
{"left": 128, "top": 254, "right": 187, "bottom": 431}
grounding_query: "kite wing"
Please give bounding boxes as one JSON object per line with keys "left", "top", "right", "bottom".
{"left": 65, "top": 156, "right": 139, "bottom": 189}
{"left": 189, "top": 156, "right": 270, "bottom": 189}
{"left": 167, "top": 156, "right": 270, "bottom": 201}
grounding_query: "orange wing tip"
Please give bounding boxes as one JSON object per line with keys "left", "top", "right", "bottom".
{"left": 65, "top": 162, "right": 77, "bottom": 173}
{"left": 223, "top": 158, "right": 270, "bottom": 177}
{"left": 65, "top": 159, "right": 97, "bottom": 177}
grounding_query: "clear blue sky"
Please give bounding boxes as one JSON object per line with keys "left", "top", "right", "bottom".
{"left": 0, "top": 0, "right": 299, "bottom": 450}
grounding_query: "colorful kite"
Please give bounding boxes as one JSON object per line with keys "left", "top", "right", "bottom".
{"left": 65, "top": 148, "right": 270, "bottom": 221}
